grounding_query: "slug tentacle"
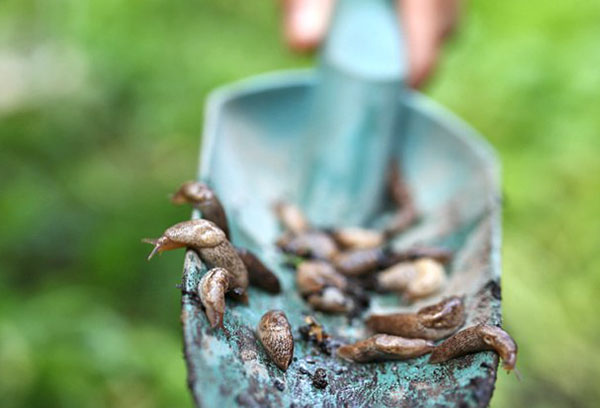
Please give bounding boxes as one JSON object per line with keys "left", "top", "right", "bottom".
{"left": 429, "top": 324, "right": 518, "bottom": 372}
{"left": 198, "top": 268, "right": 230, "bottom": 329}
{"left": 366, "top": 296, "right": 465, "bottom": 340}
{"left": 337, "top": 334, "right": 434, "bottom": 363}
{"left": 257, "top": 310, "right": 294, "bottom": 371}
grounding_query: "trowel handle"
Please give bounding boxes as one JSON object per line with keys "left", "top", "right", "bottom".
{"left": 320, "top": 0, "right": 407, "bottom": 83}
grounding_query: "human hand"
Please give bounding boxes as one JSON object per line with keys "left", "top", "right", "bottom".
{"left": 282, "top": 0, "right": 460, "bottom": 88}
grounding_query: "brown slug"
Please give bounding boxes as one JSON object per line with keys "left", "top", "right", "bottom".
{"left": 332, "top": 247, "right": 386, "bottom": 276}
{"left": 257, "top": 310, "right": 294, "bottom": 371}
{"left": 330, "top": 227, "right": 385, "bottom": 250}
{"left": 198, "top": 268, "right": 230, "bottom": 329}
{"left": 366, "top": 296, "right": 466, "bottom": 340}
{"left": 337, "top": 334, "right": 435, "bottom": 363}
{"left": 276, "top": 230, "right": 339, "bottom": 261}
{"left": 273, "top": 201, "right": 310, "bottom": 235}
{"left": 307, "top": 287, "right": 354, "bottom": 314}
{"left": 296, "top": 261, "right": 347, "bottom": 296}
{"left": 384, "top": 160, "right": 418, "bottom": 237}
{"left": 381, "top": 246, "right": 454, "bottom": 267}
{"left": 235, "top": 248, "right": 281, "bottom": 294}
{"left": 144, "top": 219, "right": 248, "bottom": 296}
{"left": 171, "top": 181, "right": 230, "bottom": 238}
{"left": 429, "top": 324, "right": 518, "bottom": 372}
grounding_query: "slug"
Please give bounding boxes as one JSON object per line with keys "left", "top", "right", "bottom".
{"left": 296, "top": 261, "right": 347, "bottom": 296}
{"left": 366, "top": 296, "right": 465, "bottom": 340}
{"left": 257, "top": 310, "right": 294, "bottom": 371}
{"left": 307, "top": 287, "right": 354, "bottom": 314}
{"left": 383, "top": 160, "right": 418, "bottom": 237}
{"left": 235, "top": 248, "right": 281, "bottom": 294}
{"left": 144, "top": 219, "right": 248, "bottom": 296}
{"left": 381, "top": 246, "right": 454, "bottom": 267}
{"left": 332, "top": 247, "right": 386, "bottom": 276}
{"left": 273, "top": 201, "right": 310, "bottom": 235}
{"left": 375, "top": 262, "right": 418, "bottom": 292}
{"left": 276, "top": 230, "right": 339, "bottom": 261}
{"left": 429, "top": 324, "right": 518, "bottom": 372}
{"left": 337, "top": 334, "right": 435, "bottom": 363}
{"left": 404, "top": 258, "right": 446, "bottom": 301}
{"left": 329, "top": 227, "right": 385, "bottom": 250}
{"left": 198, "top": 268, "right": 230, "bottom": 329}
{"left": 171, "top": 181, "right": 230, "bottom": 238}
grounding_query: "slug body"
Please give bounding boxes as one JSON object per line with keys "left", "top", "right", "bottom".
{"left": 257, "top": 310, "right": 294, "bottom": 371}
{"left": 367, "top": 296, "right": 466, "bottom": 340}
{"left": 429, "top": 324, "right": 518, "bottom": 372}
{"left": 171, "top": 181, "right": 230, "bottom": 237}
{"left": 383, "top": 161, "right": 417, "bottom": 237}
{"left": 333, "top": 248, "right": 386, "bottom": 276}
{"left": 376, "top": 262, "right": 418, "bottom": 292}
{"left": 236, "top": 248, "right": 281, "bottom": 294}
{"left": 144, "top": 219, "right": 226, "bottom": 258}
{"left": 144, "top": 219, "right": 248, "bottom": 295}
{"left": 337, "top": 334, "right": 434, "bottom": 363}
{"left": 273, "top": 201, "right": 309, "bottom": 235}
{"left": 330, "top": 227, "right": 385, "bottom": 250}
{"left": 380, "top": 247, "right": 454, "bottom": 268}
{"left": 276, "top": 231, "right": 339, "bottom": 261}
{"left": 296, "top": 261, "right": 347, "bottom": 295}
{"left": 404, "top": 258, "right": 446, "bottom": 301}
{"left": 198, "top": 268, "right": 230, "bottom": 329}
{"left": 307, "top": 287, "right": 354, "bottom": 314}
{"left": 198, "top": 240, "right": 249, "bottom": 297}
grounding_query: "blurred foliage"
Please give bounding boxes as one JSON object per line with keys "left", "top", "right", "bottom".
{"left": 0, "top": 0, "right": 598, "bottom": 407}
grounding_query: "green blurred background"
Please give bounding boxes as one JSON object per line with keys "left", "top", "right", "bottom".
{"left": 1, "top": 0, "right": 599, "bottom": 407}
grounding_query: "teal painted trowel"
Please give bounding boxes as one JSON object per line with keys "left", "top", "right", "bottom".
{"left": 182, "top": 0, "right": 504, "bottom": 406}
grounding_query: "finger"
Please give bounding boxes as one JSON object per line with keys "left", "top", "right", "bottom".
{"left": 281, "top": 0, "right": 335, "bottom": 52}
{"left": 399, "top": 0, "right": 458, "bottom": 88}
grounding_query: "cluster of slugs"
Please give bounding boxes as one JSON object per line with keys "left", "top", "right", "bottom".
{"left": 144, "top": 162, "right": 517, "bottom": 377}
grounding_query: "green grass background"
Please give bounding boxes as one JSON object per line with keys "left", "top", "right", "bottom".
{"left": 1, "top": 0, "right": 599, "bottom": 407}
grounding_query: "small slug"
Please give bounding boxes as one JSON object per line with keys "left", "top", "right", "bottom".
{"left": 144, "top": 219, "right": 225, "bottom": 258}
{"left": 332, "top": 247, "right": 386, "bottom": 276}
{"left": 235, "top": 248, "right": 281, "bottom": 294}
{"left": 404, "top": 258, "right": 446, "bottom": 301}
{"left": 257, "top": 310, "right": 294, "bottom": 371}
{"left": 366, "top": 296, "right": 466, "bottom": 340}
{"left": 429, "top": 324, "right": 518, "bottom": 372}
{"left": 296, "top": 261, "right": 347, "bottom": 296}
{"left": 375, "top": 262, "right": 418, "bottom": 292}
{"left": 387, "top": 159, "right": 413, "bottom": 209}
{"left": 273, "top": 201, "right": 310, "bottom": 235}
{"left": 171, "top": 181, "right": 230, "bottom": 238}
{"left": 276, "top": 231, "right": 339, "bottom": 261}
{"left": 383, "top": 160, "right": 418, "bottom": 237}
{"left": 337, "top": 334, "right": 435, "bottom": 363}
{"left": 329, "top": 227, "right": 385, "bottom": 250}
{"left": 307, "top": 287, "right": 354, "bottom": 314}
{"left": 144, "top": 219, "right": 248, "bottom": 296}
{"left": 198, "top": 268, "right": 230, "bottom": 329}
{"left": 381, "top": 246, "right": 454, "bottom": 267}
